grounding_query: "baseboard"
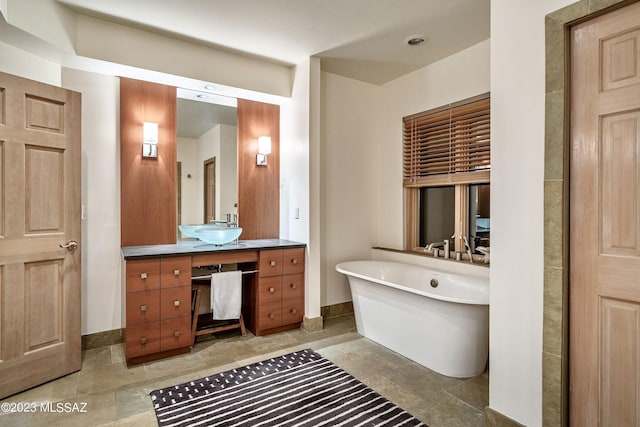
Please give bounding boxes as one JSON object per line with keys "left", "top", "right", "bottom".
{"left": 80, "top": 304, "right": 354, "bottom": 350}
{"left": 82, "top": 328, "right": 124, "bottom": 350}
{"left": 484, "top": 407, "right": 526, "bottom": 427}
{"left": 320, "top": 301, "right": 354, "bottom": 319}
{"left": 302, "top": 316, "right": 324, "bottom": 333}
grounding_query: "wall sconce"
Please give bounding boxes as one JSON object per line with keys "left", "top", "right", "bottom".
{"left": 257, "top": 136, "right": 271, "bottom": 166}
{"left": 142, "top": 122, "right": 158, "bottom": 158}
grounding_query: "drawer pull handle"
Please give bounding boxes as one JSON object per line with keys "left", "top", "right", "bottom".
{"left": 269, "top": 313, "right": 276, "bottom": 320}
{"left": 270, "top": 260, "right": 276, "bottom": 267}
{"left": 140, "top": 272, "right": 148, "bottom": 280}
{"left": 290, "top": 283, "right": 298, "bottom": 289}
{"left": 174, "top": 300, "right": 180, "bottom": 307}
{"left": 291, "top": 258, "right": 299, "bottom": 265}
{"left": 173, "top": 330, "right": 180, "bottom": 338}
{"left": 269, "top": 287, "right": 275, "bottom": 293}
{"left": 290, "top": 308, "right": 298, "bottom": 315}
{"left": 140, "top": 337, "right": 148, "bottom": 345}
{"left": 140, "top": 304, "right": 147, "bottom": 313}
{"left": 173, "top": 269, "right": 181, "bottom": 276}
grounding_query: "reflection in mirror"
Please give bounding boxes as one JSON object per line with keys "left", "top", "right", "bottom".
{"left": 176, "top": 89, "right": 237, "bottom": 236}
{"left": 419, "top": 186, "right": 455, "bottom": 247}
{"left": 469, "top": 184, "right": 490, "bottom": 253}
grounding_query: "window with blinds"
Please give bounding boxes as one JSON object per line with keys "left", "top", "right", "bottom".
{"left": 403, "top": 93, "right": 490, "bottom": 187}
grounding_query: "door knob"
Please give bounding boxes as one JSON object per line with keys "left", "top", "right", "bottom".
{"left": 59, "top": 240, "right": 78, "bottom": 251}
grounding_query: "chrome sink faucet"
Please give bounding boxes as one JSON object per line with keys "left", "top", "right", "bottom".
{"left": 210, "top": 213, "right": 239, "bottom": 227}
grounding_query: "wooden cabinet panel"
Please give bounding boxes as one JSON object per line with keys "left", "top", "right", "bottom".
{"left": 283, "top": 248, "right": 305, "bottom": 275}
{"left": 125, "top": 322, "right": 161, "bottom": 358}
{"left": 126, "top": 290, "right": 160, "bottom": 324}
{"left": 237, "top": 99, "right": 280, "bottom": 240}
{"left": 160, "top": 286, "right": 191, "bottom": 319}
{"left": 259, "top": 249, "right": 283, "bottom": 277}
{"left": 282, "top": 298, "right": 304, "bottom": 324}
{"left": 160, "top": 317, "right": 192, "bottom": 351}
{"left": 282, "top": 273, "right": 304, "bottom": 300}
{"left": 258, "top": 276, "right": 281, "bottom": 304}
{"left": 124, "top": 256, "right": 191, "bottom": 363}
{"left": 126, "top": 259, "right": 160, "bottom": 292}
{"left": 160, "top": 256, "right": 192, "bottom": 288}
{"left": 257, "top": 301, "right": 282, "bottom": 330}
{"left": 250, "top": 248, "right": 305, "bottom": 336}
{"left": 120, "top": 77, "right": 176, "bottom": 247}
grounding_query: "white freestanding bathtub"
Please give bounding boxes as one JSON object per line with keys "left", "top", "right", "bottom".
{"left": 335, "top": 260, "right": 489, "bottom": 378}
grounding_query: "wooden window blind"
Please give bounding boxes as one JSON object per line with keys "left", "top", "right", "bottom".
{"left": 403, "top": 93, "right": 490, "bottom": 187}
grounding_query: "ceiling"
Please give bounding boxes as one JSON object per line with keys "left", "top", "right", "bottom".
{"left": 55, "top": 0, "right": 490, "bottom": 86}
{"left": 176, "top": 98, "right": 237, "bottom": 139}
{"left": 53, "top": 0, "right": 489, "bottom": 137}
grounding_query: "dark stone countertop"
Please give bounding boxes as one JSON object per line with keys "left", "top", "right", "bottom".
{"left": 121, "top": 238, "right": 306, "bottom": 260}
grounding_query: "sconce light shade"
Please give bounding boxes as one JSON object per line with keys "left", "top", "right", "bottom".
{"left": 257, "top": 136, "right": 271, "bottom": 166}
{"left": 258, "top": 136, "right": 272, "bottom": 155}
{"left": 142, "top": 122, "right": 159, "bottom": 158}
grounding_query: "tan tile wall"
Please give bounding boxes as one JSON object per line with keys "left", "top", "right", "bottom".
{"left": 542, "top": 1, "right": 634, "bottom": 426}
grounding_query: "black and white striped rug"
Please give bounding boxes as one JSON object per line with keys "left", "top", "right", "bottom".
{"left": 150, "top": 348, "right": 427, "bottom": 427}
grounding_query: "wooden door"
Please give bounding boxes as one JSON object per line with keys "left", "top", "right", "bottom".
{"left": 204, "top": 157, "right": 215, "bottom": 223}
{"left": 570, "top": 2, "right": 640, "bottom": 425}
{"left": 0, "top": 72, "right": 81, "bottom": 398}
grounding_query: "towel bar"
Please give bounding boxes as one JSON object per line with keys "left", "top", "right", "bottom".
{"left": 190, "top": 283, "right": 247, "bottom": 346}
{"left": 191, "top": 269, "right": 258, "bottom": 280}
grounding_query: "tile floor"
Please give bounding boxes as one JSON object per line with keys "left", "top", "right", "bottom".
{"left": 0, "top": 315, "right": 488, "bottom": 427}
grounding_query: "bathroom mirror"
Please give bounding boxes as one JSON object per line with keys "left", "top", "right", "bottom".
{"left": 176, "top": 89, "right": 238, "bottom": 232}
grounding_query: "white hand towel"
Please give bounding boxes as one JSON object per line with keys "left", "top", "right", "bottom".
{"left": 211, "top": 270, "right": 242, "bottom": 320}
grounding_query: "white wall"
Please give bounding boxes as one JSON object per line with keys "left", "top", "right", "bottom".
{"left": 0, "top": 41, "right": 60, "bottom": 86}
{"left": 218, "top": 124, "right": 238, "bottom": 217}
{"left": 321, "top": 40, "right": 491, "bottom": 307}
{"left": 177, "top": 136, "right": 200, "bottom": 226}
{"left": 280, "top": 57, "right": 319, "bottom": 318}
{"left": 375, "top": 40, "right": 491, "bottom": 249}
{"left": 61, "top": 68, "right": 121, "bottom": 335}
{"left": 320, "top": 71, "right": 379, "bottom": 306}
{"left": 490, "top": 1, "right": 577, "bottom": 425}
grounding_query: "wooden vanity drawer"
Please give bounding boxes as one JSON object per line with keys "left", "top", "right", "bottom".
{"left": 282, "top": 298, "right": 304, "bottom": 324}
{"left": 282, "top": 273, "right": 304, "bottom": 300}
{"left": 283, "top": 248, "right": 305, "bottom": 275}
{"left": 257, "top": 301, "right": 282, "bottom": 329}
{"left": 160, "top": 257, "right": 192, "bottom": 288}
{"left": 125, "top": 322, "right": 161, "bottom": 358}
{"left": 160, "top": 316, "right": 192, "bottom": 351}
{"left": 258, "top": 276, "right": 281, "bottom": 304}
{"left": 126, "top": 259, "right": 160, "bottom": 292}
{"left": 160, "top": 286, "right": 191, "bottom": 319}
{"left": 126, "top": 290, "right": 160, "bottom": 324}
{"left": 259, "top": 249, "right": 283, "bottom": 277}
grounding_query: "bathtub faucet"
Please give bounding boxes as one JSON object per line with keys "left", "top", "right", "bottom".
{"left": 425, "top": 240, "right": 449, "bottom": 258}
{"left": 462, "top": 236, "right": 473, "bottom": 263}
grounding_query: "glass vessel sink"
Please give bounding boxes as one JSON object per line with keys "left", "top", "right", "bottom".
{"left": 178, "top": 223, "right": 221, "bottom": 238}
{"left": 195, "top": 226, "right": 243, "bottom": 245}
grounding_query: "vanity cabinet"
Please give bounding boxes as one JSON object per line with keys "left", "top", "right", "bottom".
{"left": 253, "top": 248, "right": 305, "bottom": 336}
{"left": 124, "top": 256, "right": 192, "bottom": 364}
{"left": 121, "top": 242, "right": 306, "bottom": 364}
